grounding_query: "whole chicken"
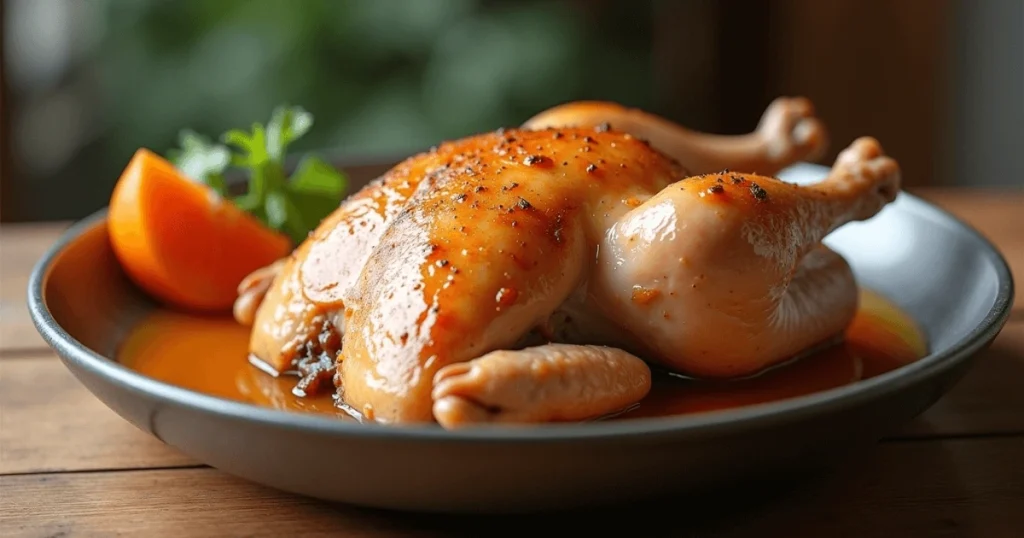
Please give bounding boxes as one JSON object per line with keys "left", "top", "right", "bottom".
{"left": 234, "top": 97, "right": 900, "bottom": 429}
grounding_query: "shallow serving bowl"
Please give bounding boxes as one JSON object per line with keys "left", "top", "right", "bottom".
{"left": 28, "top": 162, "right": 1014, "bottom": 514}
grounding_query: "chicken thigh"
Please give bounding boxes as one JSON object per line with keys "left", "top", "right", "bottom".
{"left": 234, "top": 97, "right": 900, "bottom": 429}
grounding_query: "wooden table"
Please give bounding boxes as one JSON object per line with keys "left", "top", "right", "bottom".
{"left": 2, "top": 189, "right": 1022, "bottom": 537}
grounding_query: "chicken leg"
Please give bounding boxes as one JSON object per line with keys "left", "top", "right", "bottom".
{"left": 432, "top": 344, "right": 651, "bottom": 429}
{"left": 523, "top": 96, "right": 828, "bottom": 176}
{"left": 587, "top": 137, "right": 900, "bottom": 378}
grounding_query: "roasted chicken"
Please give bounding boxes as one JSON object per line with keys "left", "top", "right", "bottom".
{"left": 234, "top": 97, "right": 900, "bottom": 428}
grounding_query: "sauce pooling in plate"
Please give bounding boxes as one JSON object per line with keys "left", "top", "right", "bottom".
{"left": 119, "top": 289, "right": 927, "bottom": 422}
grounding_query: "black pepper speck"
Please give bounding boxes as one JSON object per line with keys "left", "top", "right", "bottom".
{"left": 524, "top": 155, "right": 550, "bottom": 167}
{"left": 749, "top": 182, "right": 769, "bottom": 201}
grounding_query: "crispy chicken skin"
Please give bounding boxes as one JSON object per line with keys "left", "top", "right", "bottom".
{"left": 235, "top": 97, "right": 901, "bottom": 428}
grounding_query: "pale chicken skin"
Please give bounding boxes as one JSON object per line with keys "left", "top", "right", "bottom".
{"left": 235, "top": 97, "right": 901, "bottom": 429}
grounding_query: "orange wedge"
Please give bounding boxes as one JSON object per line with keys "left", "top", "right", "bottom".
{"left": 108, "top": 148, "right": 292, "bottom": 312}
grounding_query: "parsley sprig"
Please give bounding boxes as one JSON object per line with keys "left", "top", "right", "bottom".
{"left": 167, "top": 105, "right": 348, "bottom": 245}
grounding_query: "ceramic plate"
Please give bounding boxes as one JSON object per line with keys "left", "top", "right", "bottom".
{"left": 28, "top": 162, "right": 1014, "bottom": 513}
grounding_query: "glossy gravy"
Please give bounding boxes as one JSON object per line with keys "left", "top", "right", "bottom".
{"left": 119, "top": 289, "right": 927, "bottom": 422}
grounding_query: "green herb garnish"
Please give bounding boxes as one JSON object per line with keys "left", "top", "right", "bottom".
{"left": 167, "top": 105, "right": 348, "bottom": 245}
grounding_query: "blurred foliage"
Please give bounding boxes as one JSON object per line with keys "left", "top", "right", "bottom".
{"left": 10, "top": 0, "right": 655, "bottom": 220}
{"left": 87, "top": 0, "right": 653, "bottom": 162}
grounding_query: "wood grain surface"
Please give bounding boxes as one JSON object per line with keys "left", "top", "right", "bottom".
{"left": 2, "top": 437, "right": 1023, "bottom": 537}
{"left": 0, "top": 189, "right": 1021, "bottom": 537}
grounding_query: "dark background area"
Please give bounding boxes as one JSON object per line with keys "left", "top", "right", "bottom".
{"left": 2, "top": 0, "right": 1021, "bottom": 223}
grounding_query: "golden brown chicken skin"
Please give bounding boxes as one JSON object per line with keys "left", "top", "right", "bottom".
{"left": 235, "top": 98, "right": 901, "bottom": 428}
{"left": 240, "top": 143, "right": 465, "bottom": 373}
{"left": 236, "top": 127, "right": 679, "bottom": 422}
{"left": 338, "top": 128, "right": 683, "bottom": 423}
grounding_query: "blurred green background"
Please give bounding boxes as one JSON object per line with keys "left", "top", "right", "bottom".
{"left": 3, "top": 0, "right": 1020, "bottom": 222}
{"left": 90, "top": 0, "right": 655, "bottom": 158}
{"left": 4, "top": 0, "right": 660, "bottom": 221}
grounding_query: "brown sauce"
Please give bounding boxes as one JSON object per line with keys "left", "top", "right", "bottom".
{"left": 119, "top": 289, "right": 927, "bottom": 423}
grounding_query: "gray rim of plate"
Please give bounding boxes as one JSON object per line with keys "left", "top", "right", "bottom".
{"left": 27, "top": 192, "right": 1015, "bottom": 444}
